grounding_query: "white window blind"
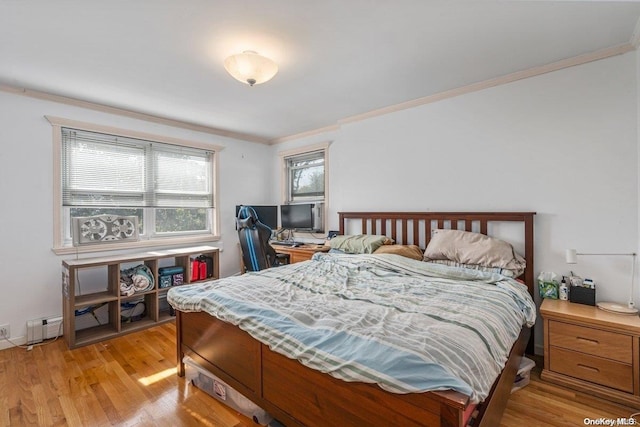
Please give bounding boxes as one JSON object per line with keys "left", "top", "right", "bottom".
{"left": 62, "top": 128, "right": 213, "bottom": 209}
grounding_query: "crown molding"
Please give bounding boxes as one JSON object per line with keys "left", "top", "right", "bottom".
{"left": 0, "top": 84, "right": 269, "bottom": 144}
{"left": 270, "top": 43, "right": 635, "bottom": 143}
{"left": 337, "top": 43, "right": 635, "bottom": 127}
{"left": 269, "top": 123, "right": 340, "bottom": 145}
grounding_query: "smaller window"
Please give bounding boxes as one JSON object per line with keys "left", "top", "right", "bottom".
{"left": 285, "top": 150, "right": 325, "bottom": 202}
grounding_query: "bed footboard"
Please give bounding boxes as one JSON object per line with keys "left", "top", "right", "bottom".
{"left": 475, "top": 326, "right": 530, "bottom": 427}
{"left": 177, "top": 310, "right": 475, "bottom": 427}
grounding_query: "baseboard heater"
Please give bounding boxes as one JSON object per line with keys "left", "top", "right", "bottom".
{"left": 27, "top": 316, "right": 63, "bottom": 345}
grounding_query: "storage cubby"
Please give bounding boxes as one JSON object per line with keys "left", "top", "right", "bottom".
{"left": 62, "top": 245, "right": 219, "bottom": 348}
{"left": 158, "top": 290, "right": 174, "bottom": 322}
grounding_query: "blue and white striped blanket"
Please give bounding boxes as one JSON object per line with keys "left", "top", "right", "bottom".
{"left": 168, "top": 253, "right": 536, "bottom": 403}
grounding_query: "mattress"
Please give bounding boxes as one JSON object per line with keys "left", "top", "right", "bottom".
{"left": 168, "top": 252, "right": 536, "bottom": 403}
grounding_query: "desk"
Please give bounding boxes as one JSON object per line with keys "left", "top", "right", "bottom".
{"left": 271, "top": 244, "right": 330, "bottom": 264}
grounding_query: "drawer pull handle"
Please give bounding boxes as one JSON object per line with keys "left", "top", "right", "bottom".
{"left": 576, "top": 336, "right": 599, "bottom": 345}
{"left": 577, "top": 364, "right": 600, "bottom": 373}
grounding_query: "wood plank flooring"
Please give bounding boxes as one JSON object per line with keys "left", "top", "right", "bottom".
{"left": 0, "top": 322, "right": 637, "bottom": 426}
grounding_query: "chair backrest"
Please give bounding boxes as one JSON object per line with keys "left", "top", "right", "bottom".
{"left": 237, "top": 206, "right": 277, "bottom": 272}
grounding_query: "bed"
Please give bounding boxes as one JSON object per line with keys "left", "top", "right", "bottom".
{"left": 170, "top": 211, "right": 536, "bottom": 427}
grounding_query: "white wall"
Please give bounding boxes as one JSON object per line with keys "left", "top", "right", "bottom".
{"left": 277, "top": 52, "right": 638, "bottom": 353}
{"left": 0, "top": 91, "right": 271, "bottom": 347}
{"left": 1, "top": 52, "right": 636, "bottom": 352}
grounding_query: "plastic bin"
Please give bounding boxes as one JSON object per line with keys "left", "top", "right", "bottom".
{"left": 183, "top": 356, "right": 273, "bottom": 425}
{"left": 511, "top": 356, "right": 535, "bottom": 393}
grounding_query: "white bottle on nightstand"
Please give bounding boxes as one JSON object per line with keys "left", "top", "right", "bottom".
{"left": 559, "top": 277, "right": 569, "bottom": 301}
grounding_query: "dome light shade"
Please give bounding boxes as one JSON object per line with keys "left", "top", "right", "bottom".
{"left": 224, "top": 51, "right": 278, "bottom": 86}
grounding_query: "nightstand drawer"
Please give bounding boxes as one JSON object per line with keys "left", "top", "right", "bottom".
{"left": 549, "top": 347, "right": 633, "bottom": 393}
{"left": 548, "top": 320, "right": 632, "bottom": 363}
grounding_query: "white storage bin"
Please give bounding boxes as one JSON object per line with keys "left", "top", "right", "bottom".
{"left": 511, "top": 356, "right": 535, "bottom": 393}
{"left": 183, "top": 356, "right": 273, "bottom": 425}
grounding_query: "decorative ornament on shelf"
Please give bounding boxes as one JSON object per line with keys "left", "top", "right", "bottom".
{"left": 565, "top": 249, "right": 638, "bottom": 315}
{"left": 224, "top": 50, "right": 278, "bottom": 86}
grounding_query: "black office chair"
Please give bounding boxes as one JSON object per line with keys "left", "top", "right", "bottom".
{"left": 237, "top": 206, "right": 288, "bottom": 272}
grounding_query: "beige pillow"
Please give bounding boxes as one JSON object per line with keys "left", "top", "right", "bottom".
{"left": 373, "top": 244, "right": 424, "bottom": 260}
{"left": 423, "top": 229, "right": 525, "bottom": 275}
{"left": 329, "top": 234, "right": 393, "bottom": 254}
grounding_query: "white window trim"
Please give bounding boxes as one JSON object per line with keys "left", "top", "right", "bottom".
{"left": 47, "top": 115, "right": 223, "bottom": 255}
{"left": 279, "top": 141, "right": 331, "bottom": 233}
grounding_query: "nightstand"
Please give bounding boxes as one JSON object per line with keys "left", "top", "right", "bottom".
{"left": 540, "top": 299, "right": 640, "bottom": 408}
{"left": 271, "top": 244, "right": 330, "bottom": 264}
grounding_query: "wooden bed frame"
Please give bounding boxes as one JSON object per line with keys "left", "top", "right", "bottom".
{"left": 176, "top": 211, "right": 536, "bottom": 427}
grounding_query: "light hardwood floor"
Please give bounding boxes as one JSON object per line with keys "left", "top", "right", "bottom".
{"left": 0, "top": 322, "right": 636, "bottom": 426}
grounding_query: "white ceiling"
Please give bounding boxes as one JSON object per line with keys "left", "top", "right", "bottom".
{"left": 1, "top": 1, "right": 640, "bottom": 143}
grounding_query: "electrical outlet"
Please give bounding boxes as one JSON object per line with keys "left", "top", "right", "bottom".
{"left": 0, "top": 324, "right": 9, "bottom": 339}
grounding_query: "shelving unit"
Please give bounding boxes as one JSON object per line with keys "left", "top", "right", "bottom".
{"left": 62, "top": 245, "right": 219, "bottom": 349}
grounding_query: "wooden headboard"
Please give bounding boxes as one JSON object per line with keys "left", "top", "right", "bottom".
{"left": 338, "top": 211, "right": 536, "bottom": 296}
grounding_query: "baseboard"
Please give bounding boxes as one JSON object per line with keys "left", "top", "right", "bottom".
{"left": 0, "top": 335, "right": 26, "bottom": 351}
{"left": 534, "top": 343, "right": 544, "bottom": 356}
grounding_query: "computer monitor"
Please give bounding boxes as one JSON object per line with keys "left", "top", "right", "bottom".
{"left": 235, "top": 205, "right": 278, "bottom": 230}
{"left": 280, "top": 204, "right": 314, "bottom": 230}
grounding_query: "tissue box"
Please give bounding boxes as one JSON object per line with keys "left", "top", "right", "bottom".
{"left": 538, "top": 281, "right": 558, "bottom": 299}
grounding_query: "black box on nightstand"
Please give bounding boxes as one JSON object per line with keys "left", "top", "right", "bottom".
{"left": 569, "top": 286, "right": 596, "bottom": 306}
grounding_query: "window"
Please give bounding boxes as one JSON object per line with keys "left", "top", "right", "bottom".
{"left": 49, "top": 117, "right": 221, "bottom": 253}
{"left": 279, "top": 142, "right": 330, "bottom": 234}
{"left": 284, "top": 147, "right": 327, "bottom": 203}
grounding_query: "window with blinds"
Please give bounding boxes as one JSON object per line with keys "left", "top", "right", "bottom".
{"left": 285, "top": 150, "right": 325, "bottom": 202}
{"left": 61, "top": 127, "right": 215, "bottom": 241}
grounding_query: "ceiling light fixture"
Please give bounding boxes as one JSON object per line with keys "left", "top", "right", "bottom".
{"left": 223, "top": 50, "right": 278, "bottom": 86}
